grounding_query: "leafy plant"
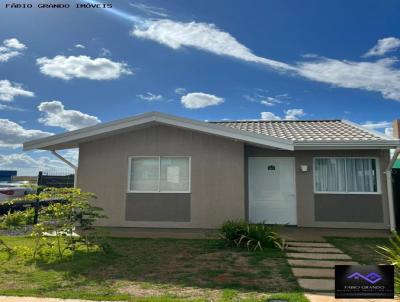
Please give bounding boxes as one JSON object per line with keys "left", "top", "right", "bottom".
{"left": 0, "top": 187, "right": 106, "bottom": 260}
{"left": 377, "top": 232, "right": 400, "bottom": 292}
{"left": 220, "top": 220, "right": 284, "bottom": 251}
{"left": 0, "top": 208, "right": 35, "bottom": 230}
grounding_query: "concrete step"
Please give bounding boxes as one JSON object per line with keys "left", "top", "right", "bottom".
{"left": 287, "top": 252, "right": 351, "bottom": 260}
{"left": 288, "top": 259, "right": 358, "bottom": 268}
{"left": 287, "top": 246, "right": 343, "bottom": 253}
{"left": 298, "top": 278, "right": 334, "bottom": 291}
{"left": 291, "top": 267, "right": 334, "bottom": 278}
{"left": 287, "top": 241, "right": 334, "bottom": 248}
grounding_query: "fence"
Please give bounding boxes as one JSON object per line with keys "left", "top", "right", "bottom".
{"left": 37, "top": 171, "right": 75, "bottom": 188}
{"left": 0, "top": 170, "right": 74, "bottom": 219}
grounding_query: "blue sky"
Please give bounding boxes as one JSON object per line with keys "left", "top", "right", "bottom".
{"left": 1, "top": 0, "right": 400, "bottom": 175}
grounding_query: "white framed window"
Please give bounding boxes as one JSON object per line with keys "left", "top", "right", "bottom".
{"left": 313, "top": 157, "right": 380, "bottom": 194}
{"left": 128, "top": 156, "right": 191, "bottom": 193}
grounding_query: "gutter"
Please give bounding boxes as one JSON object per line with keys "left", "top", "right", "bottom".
{"left": 51, "top": 150, "right": 78, "bottom": 188}
{"left": 386, "top": 148, "right": 400, "bottom": 231}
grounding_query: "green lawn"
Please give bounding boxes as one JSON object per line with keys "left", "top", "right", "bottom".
{"left": 326, "top": 237, "right": 391, "bottom": 264}
{"left": 0, "top": 236, "right": 307, "bottom": 302}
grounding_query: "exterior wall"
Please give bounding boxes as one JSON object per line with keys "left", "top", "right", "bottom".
{"left": 246, "top": 146, "right": 391, "bottom": 229}
{"left": 77, "top": 125, "right": 245, "bottom": 229}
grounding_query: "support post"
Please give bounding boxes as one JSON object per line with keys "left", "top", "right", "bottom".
{"left": 51, "top": 150, "right": 78, "bottom": 188}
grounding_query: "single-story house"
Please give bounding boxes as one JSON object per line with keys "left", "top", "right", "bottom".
{"left": 23, "top": 112, "right": 400, "bottom": 231}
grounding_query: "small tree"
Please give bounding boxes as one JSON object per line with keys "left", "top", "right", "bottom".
{"left": 0, "top": 187, "right": 105, "bottom": 260}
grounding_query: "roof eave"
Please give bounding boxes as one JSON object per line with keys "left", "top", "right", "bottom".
{"left": 23, "top": 112, "right": 294, "bottom": 152}
{"left": 294, "top": 140, "right": 400, "bottom": 150}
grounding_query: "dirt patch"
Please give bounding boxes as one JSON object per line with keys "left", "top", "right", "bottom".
{"left": 119, "top": 281, "right": 269, "bottom": 301}
{"left": 117, "top": 246, "right": 297, "bottom": 298}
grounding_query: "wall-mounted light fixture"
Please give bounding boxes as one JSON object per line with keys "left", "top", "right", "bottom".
{"left": 300, "top": 165, "right": 308, "bottom": 172}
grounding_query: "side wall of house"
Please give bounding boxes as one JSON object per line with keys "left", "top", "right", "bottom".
{"left": 246, "top": 146, "right": 391, "bottom": 229}
{"left": 77, "top": 125, "right": 246, "bottom": 229}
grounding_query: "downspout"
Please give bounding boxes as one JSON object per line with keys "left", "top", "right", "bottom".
{"left": 386, "top": 147, "right": 400, "bottom": 231}
{"left": 51, "top": 150, "right": 78, "bottom": 188}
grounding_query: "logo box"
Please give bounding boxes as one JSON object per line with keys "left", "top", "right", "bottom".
{"left": 335, "top": 265, "right": 394, "bottom": 299}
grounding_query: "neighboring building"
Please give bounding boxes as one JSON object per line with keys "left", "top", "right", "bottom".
{"left": 23, "top": 112, "right": 400, "bottom": 231}
{"left": 0, "top": 170, "right": 17, "bottom": 182}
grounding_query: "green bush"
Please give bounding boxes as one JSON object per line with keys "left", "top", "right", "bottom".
{"left": 377, "top": 232, "right": 400, "bottom": 292}
{"left": 0, "top": 187, "right": 106, "bottom": 260}
{"left": 0, "top": 208, "right": 35, "bottom": 230}
{"left": 220, "top": 220, "right": 284, "bottom": 251}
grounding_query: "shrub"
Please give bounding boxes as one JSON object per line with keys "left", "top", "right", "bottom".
{"left": 377, "top": 232, "right": 400, "bottom": 292}
{"left": 220, "top": 220, "right": 284, "bottom": 251}
{"left": 0, "top": 208, "right": 35, "bottom": 232}
{"left": 0, "top": 187, "right": 106, "bottom": 260}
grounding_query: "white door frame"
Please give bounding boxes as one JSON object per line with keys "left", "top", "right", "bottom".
{"left": 247, "top": 157, "right": 297, "bottom": 225}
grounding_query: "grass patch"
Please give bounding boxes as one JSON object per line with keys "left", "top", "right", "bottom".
{"left": 326, "top": 237, "right": 391, "bottom": 264}
{"left": 0, "top": 236, "right": 304, "bottom": 301}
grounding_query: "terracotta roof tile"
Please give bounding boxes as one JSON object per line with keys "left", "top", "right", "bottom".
{"left": 211, "top": 120, "right": 385, "bottom": 142}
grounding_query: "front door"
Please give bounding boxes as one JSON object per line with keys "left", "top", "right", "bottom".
{"left": 248, "top": 157, "right": 297, "bottom": 225}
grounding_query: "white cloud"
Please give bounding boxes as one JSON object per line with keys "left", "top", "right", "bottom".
{"left": 0, "top": 152, "right": 75, "bottom": 176}
{"left": 0, "top": 80, "right": 34, "bottom": 102}
{"left": 36, "top": 55, "right": 132, "bottom": 80}
{"left": 297, "top": 58, "right": 400, "bottom": 101}
{"left": 131, "top": 19, "right": 294, "bottom": 71}
{"left": 260, "top": 108, "right": 305, "bottom": 120}
{"left": 0, "top": 104, "right": 24, "bottom": 111}
{"left": 0, "top": 119, "right": 52, "bottom": 148}
{"left": 284, "top": 108, "right": 305, "bottom": 120}
{"left": 362, "top": 121, "right": 391, "bottom": 129}
{"left": 3, "top": 38, "right": 26, "bottom": 50}
{"left": 38, "top": 100, "right": 101, "bottom": 131}
{"left": 362, "top": 120, "right": 393, "bottom": 138}
{"left": 99, "top": 47, "right": 111, "bottom": 56}
{"left": 364, "top": 37, "right": 400, "bottom": 57}
{"left": 0, "top": 38, "right": 26, "bottom": 62}
{"left": 175, "top": 87, "right": 186, "bottom": 95}
{"left": 130, "top": 2, "right": 168, "bottom": 17}
{"left": 132, "top": 18, "right": 400, "bottom": 102}
{"left": 245, "top": 90, "right": 290, "bottom": 106}
{"left": 181, "top": 92, "right": 224, "bottom": 109}
{"left": 136, "top": 92, "right": 163, "bottom": 101}
{"left": 62, "top": 148, "right": 79, "bottom": 163}
{"left": 74, "top": 44, "right": 85, "bottom": 49}
{"left": 385, "top": 127, "right": 393, "bottom": 137}
{"left": 260, "top": 97, "right": 281, "bottom": 106}
{"left": 260, "top": 112, "right": 281, "bottom": 120}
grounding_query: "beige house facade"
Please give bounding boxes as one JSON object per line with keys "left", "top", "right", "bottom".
{"left": 24, "top": 112, "right": 400, "bottom": 231}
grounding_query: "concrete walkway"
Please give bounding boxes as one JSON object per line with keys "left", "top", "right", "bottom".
{"left": 285, "top": 240, "right": 357, "bottom": 293}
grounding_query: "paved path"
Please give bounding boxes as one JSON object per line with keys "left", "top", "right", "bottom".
{"left": 286, "top": 240, "right": 356, "bottom": 292}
